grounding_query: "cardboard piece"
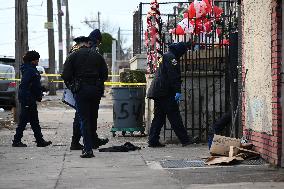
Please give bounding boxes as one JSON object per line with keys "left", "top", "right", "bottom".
{"left": 229, "top": 146, "right": 239, "bottom": 157}
{"left": 210, "top": 135, "right": 241, "bottom": 156}
{"left": 205, "top": 156, "right": 244, "bottom": 165}
{"left": 206, "top": 146, "right": 260, "bottom": 165}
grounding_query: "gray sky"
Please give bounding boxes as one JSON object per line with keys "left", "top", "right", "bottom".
{"left": 0, "top": 0, "right": 181, "bottom": 62}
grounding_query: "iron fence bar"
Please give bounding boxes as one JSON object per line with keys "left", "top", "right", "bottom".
{"left": 191, "top": 35, "right": 195, "bottom": 137}
{"left": 183, "top": 35, "right": 188, "bottom": 131}
{"left": 205, "top": 35, "right": 209, "bottom": 140}
{"left": 139, "top": 2, "right": 142, "bottom": 54}
{"left": 198, "top": 32, "right": 202, "bottom": 140}
{"left": 212, "top": 26, "right": 216, "bottom": 124}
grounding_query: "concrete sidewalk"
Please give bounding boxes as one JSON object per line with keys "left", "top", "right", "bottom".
{"left": 0, "top": 92, "right": 283, "bottom": 189}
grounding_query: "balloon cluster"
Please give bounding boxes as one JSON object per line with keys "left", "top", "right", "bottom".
{"left": 169, "top": 0, "right": 223, "bottom": 36}
{"left": 145, "top": 0, "right": 163, "bottom": 73}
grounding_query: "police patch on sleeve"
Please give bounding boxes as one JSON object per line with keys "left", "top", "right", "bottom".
{"left": 171, "top": 59, "right": 177, "bottom": 66}
{"left": 157, "top": 57, "right": 163, "bottom": 64}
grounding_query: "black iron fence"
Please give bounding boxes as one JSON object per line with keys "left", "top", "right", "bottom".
{"left": 135, "top": 0, "right": 239, "bottom": 142}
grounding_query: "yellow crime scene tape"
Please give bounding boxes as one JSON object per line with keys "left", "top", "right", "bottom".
{"left": 0, "top": 78, "right": 146, "bottom": 86}
{"left": 0, "top": 73, "right": 146, "bottom": 86}
{"left": 0, "top": 73, "right": 120, "bottom": 77}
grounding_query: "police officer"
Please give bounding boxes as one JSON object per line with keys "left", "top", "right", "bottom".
{"left": 12, "top": 50, "right": 52, "bottom": 147}
{"left": 68, "top": 36, "right": 90, "bottom": 151}
{"left": 62, "top": 30, "right": 108, "bottom": 158}
{"left": 147, "top": 42, "right": 192, "bottom": 147}
{"left": 87, "top": 29, "right": 109, "bottom": 149}
{"left": 68, "top": 35, "right": 109, "bottom": 150}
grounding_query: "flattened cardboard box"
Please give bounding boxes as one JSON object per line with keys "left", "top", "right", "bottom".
{"left": 210, "top": 134, "right": 241, "bottom": 156}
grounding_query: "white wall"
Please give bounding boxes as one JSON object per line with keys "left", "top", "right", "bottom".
{"left": 243, "top": 0, "right": 272, "bottom": 133}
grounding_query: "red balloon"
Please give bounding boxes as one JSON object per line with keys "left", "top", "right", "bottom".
{"left": 188, "top": 0, "right": 212, "bottom": 19}
{"left": 213, "top": 6, "right": 223, "bottom": 20}
{"left": 203, "top": 21, "right": 212, "bottom": 33}
{"left": 188, "top": 3, "right": 196, "bottom": 19}
{"left": 172, "top": 25, "right": 185, "bottom": 35}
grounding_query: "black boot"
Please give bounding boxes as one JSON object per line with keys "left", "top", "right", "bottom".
{"left": 80, "top": 150, "right": 95, "bottom": 158}
{"left": 93, "top": 138, "right": 109, "bottom": 149}
{"left": 148, "top": 142, "right": 166, "bottom": 148}
{"left": 70, "top": 142, "right": 84, "bottom": 150}
{"left": 37, "top": 140, "right": 52, "bottom": 147}
{"left": 70, "top": 136, "right": 83, "bottom": 150}
{"left": 12, "top": 141, "right": 27, "bottom": 147}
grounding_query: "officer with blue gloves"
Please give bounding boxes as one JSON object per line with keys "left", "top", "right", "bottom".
{"left": 147, "top": 42, "right": 192, "bottom": 147}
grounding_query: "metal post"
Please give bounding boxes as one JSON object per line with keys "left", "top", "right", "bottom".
{"left": 117, "top": 28, "right": 121, "bottom": 60}
{"left": 15, "top": 0, "right": 28, "bottom": 123}
{"left": 112, "top": 40, "right": 117, "bottom": 82}
{"left": 57, "top": 0, "right": 63, "bottom": 89}
{"left": 281, "top": 0, "right": 284, "bottom": 168}
{"left": 47, "top": 0, "right": 56, "bottom": 95}
{"left": 98, "top": 11, "right": 101, "bottom": 30}
{"left": 65, "top": 0, "right": 71, "bottom": 54}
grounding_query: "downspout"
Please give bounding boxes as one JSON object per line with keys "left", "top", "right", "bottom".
{"left": 281, "top": 0, "right": 284, "bottom": 168}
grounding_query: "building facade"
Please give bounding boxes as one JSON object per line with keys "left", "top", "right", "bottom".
{"left": 241, "top": 0, "right": 283, "bottom": 166}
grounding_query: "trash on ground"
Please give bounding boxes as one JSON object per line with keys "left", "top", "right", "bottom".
{"left": 205, "top": 134, "right": 260, "bottom": 165}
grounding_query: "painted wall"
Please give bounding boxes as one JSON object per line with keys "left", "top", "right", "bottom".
{"left": 243, "top": 0, "right": 272, "bottom": 134}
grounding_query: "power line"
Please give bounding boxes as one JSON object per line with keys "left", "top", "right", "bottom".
{"left": 0, "top": 4, "right": 45, "bottom": 11}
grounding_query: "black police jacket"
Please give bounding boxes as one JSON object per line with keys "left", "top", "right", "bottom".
{"left": 147, "top": 42, "right": 187, "bottom": 99}
{"left": 61, "top": 46, "right": 108, "bottom": 92}
{"left": 18, "top": 63, "right": 43, "bottom": 105}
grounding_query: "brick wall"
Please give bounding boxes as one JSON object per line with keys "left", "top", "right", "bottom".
{"left": 243, "top": 0, "right": 282, "bottom": 165}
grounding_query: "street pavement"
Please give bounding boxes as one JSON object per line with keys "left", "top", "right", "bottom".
{"left": 0, "top": 90, "right": 283, "bottom": 189}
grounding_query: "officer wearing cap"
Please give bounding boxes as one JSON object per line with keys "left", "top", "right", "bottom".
{"left": 62, "top": 29, "right": 108, "bottom": 158}
{"left": 67, "top": 35, "right": 109, "bottom": 151}
{"left": 147, "top": 42, "right": 192, "bottom": 147}
{"left": 12, "top": 50, "right": 52, "bottom": 147}
{"left": 67, "top": 36, "right": 89, "bottom": 151}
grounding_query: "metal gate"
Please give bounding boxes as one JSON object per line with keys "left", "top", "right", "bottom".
{"left": 134, "top": 0, "right": 239, "bottom": 142}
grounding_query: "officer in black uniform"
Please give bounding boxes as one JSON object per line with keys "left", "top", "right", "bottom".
{"left": 147, "top": 42, "right": 192, "bottom": 147}
{"left": 87, "top": 29, "right": 109, "bottom": 149}
{"left": 68, "top": 36, "right": 90, "bottom": 151}
{"left": 12, "top": 50, "right": 52, "bottom": 147}
{"left": 62, "top": 30, "right": 108, "bottom": 158}
{"left": 68, "top": 35, "right": 109, "bottom": 150}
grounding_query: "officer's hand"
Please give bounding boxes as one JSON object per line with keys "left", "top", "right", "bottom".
{"left": 175, "top": 93, "right": 181, "bottom": 102}
{"left": 37, "top": 96, "right": 42, "bottom": 102}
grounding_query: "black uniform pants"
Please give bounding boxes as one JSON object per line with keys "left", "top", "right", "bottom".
{"left": 71, "top": 111, "right": 81, "bottom": 144}
{"left": 13, "top": 103, "right": 43, "bottom": 143}
{"left": 148, "top": 96, "right": 190, "bottom": 145}
{"left": 72, "top": 110, "right": 100, "bottom": 144}
{"left": 74, "top": 84, "right": 101, "bottom": 152}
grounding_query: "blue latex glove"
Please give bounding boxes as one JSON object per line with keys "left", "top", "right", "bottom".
{"left": 175, "top": 93, "right": 181, "bottom": 102}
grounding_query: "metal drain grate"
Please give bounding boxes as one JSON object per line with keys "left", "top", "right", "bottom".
{"left": 160, "top": 160, "right": 205, "bottom": 168}
{"left": 160, "top": 158, "right": 267, "bottom": 168}
{"left": 241, "top": 158, "right": 267, "bottom": 165}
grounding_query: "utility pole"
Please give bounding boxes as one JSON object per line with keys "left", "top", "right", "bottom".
{"left": 98, "top": 11, "right": 101, "bottom": 30}
{"left": 57, "top": 0, "right": 63, "bottom": 89}
{"left": 112, "top": 40, "right": 117, "bottom": 82}
{"left": 83, "top": 11, "right": 101, "bottom": 30}
{"left": 15, "top": 0, "right": 28, "bottom": 123}
{"left": 117, "top": 27, "right": 121, "bottom": 60}
{"left": 47, "top": 0, "right": 56, "bottom": 95}
{"left": 65, "top": 0, "right": 71, "bottom": 54}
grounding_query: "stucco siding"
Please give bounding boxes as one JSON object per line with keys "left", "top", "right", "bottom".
{"left": 243, "top": 0, "right": 272, "bottom": 133}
